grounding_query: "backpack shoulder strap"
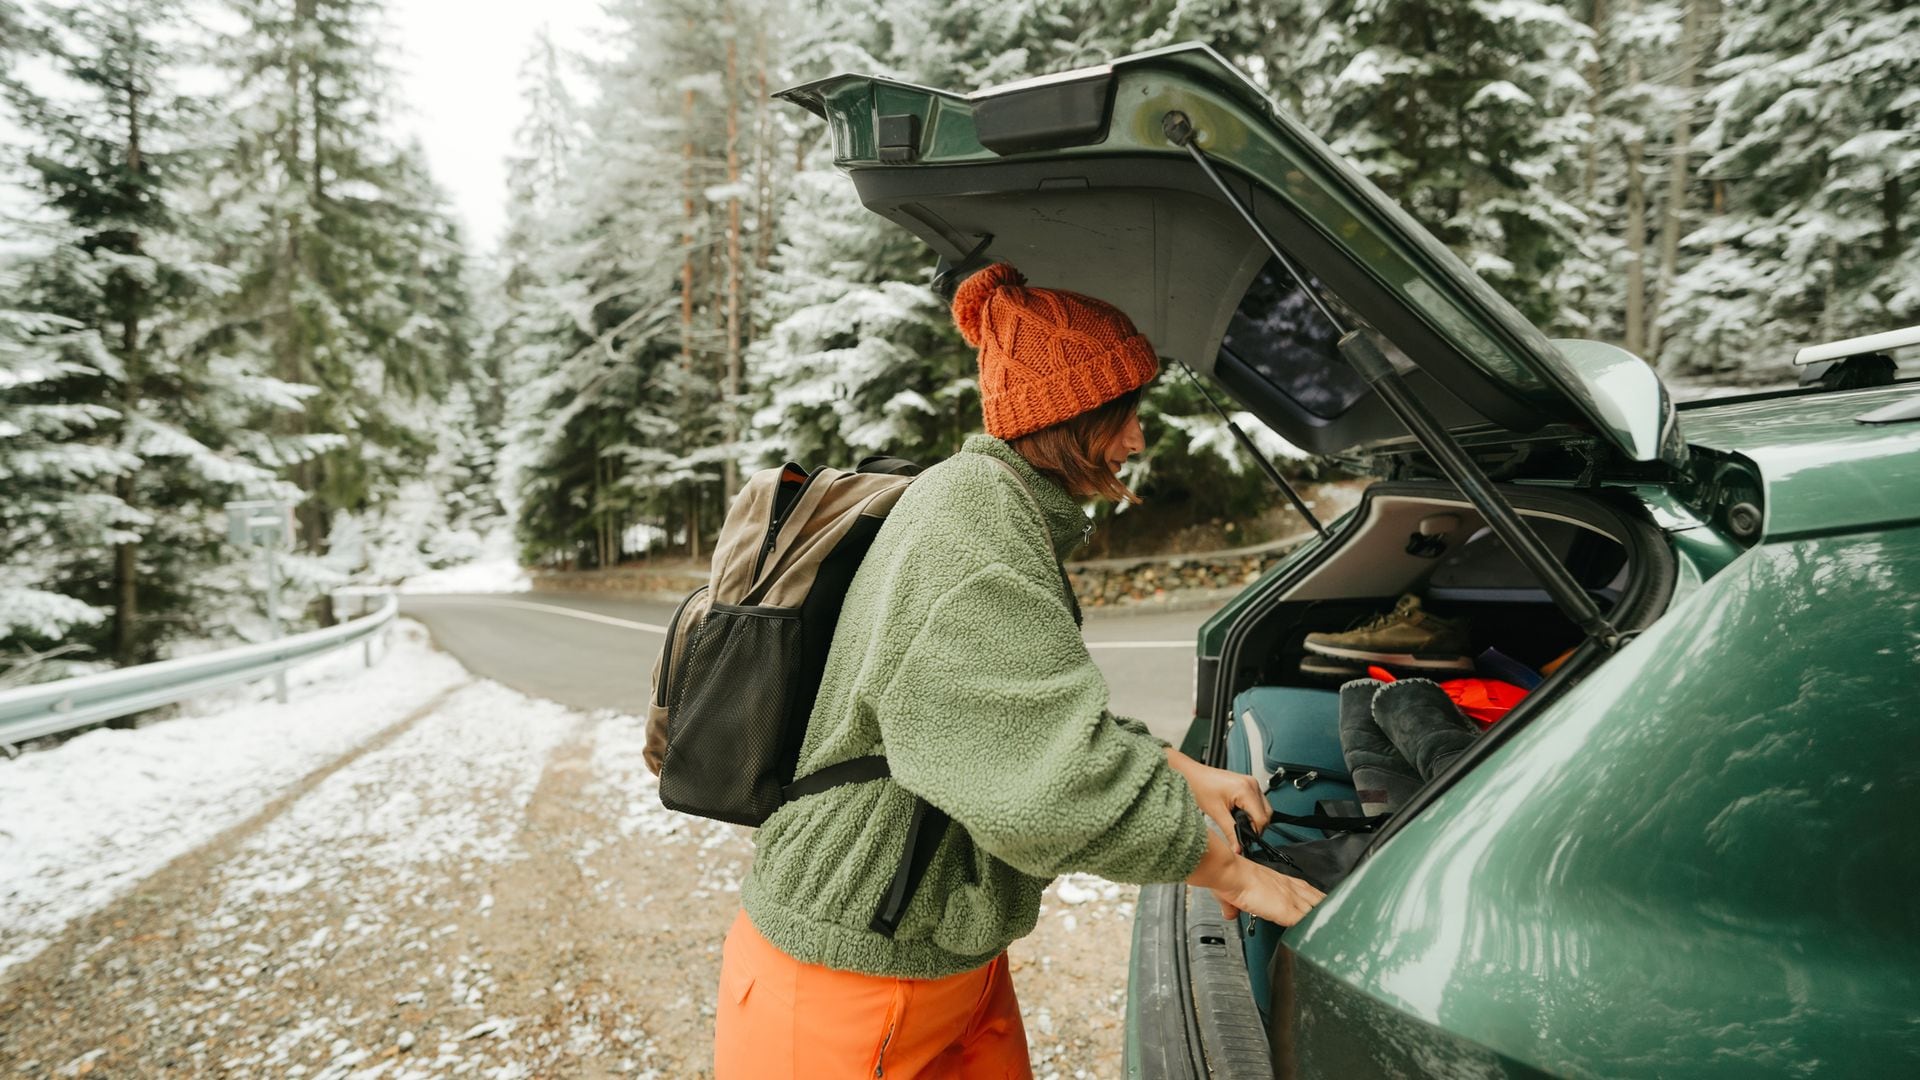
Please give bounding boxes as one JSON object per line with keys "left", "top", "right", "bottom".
{"left": 856, "top": 453, "right": 923, "bottom": 476}
{"left": 781, "top": 754, "right": 888, "bottom": 800}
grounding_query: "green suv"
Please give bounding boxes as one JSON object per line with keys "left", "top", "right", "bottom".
{"left": 780, "top": 43, "right": 1920, "bottom": 1080}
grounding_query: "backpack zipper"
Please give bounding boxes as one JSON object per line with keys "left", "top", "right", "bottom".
{"left": 655, "top": 584, "right": 709, "bottom": 708}
{"left": 751, "top": 469, "right": 820, "bottom": 587}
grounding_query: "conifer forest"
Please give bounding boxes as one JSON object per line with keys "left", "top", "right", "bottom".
{"left": 2, "top": 0, "right": 1915, "bottom": 681}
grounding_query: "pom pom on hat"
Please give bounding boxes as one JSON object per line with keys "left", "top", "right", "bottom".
{"left": 951, "top": 262, "right": 1025, "bottom": 347}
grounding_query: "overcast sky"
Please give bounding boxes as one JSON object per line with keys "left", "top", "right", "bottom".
{"left": 388, "top": 0, "right": 607, "bottom": 252}
{"left": 0, "top": 2, "right": 605, "bottom": 256}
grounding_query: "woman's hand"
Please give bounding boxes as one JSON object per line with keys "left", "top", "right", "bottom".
{"left": 1214, "top": 857, "right": 1325, "bottom": 925}
{"left": 1164, "top": 748, "right": 1270, "bottom": 854}
{"left": 1185, "top": 824, "right": 1325, "bottom": 925}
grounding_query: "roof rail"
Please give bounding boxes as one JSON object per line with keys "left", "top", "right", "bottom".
{"left": 1792, "top": 324, "right": 1920, "bottom": 366}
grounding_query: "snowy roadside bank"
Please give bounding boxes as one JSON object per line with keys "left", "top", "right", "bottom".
{"left": 394, "top": 554, "right": 530, "bottom": 595}
{"left": 0, "top": 620, "right": 471, "bottom": 978}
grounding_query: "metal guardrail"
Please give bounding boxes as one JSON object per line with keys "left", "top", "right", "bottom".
{"left": 0, "top": 593, "right": 398, "bottom": 746}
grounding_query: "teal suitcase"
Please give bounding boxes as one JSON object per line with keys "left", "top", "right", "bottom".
{"left": 1223, "top": 686, "right": 1357, "bottom": 843}
{"left": 1222, "top": 686, "right": 1358, "bottom": 1022}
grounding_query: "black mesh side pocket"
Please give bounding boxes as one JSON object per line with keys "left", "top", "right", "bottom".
{"left": 657, "top": 602, "right": 804, "bottom": 826}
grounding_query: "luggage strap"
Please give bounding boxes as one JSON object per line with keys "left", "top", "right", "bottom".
{"left": 1261, "top": 806, "right": 1390, "bottom": 833}
{"left": 780, "top": 754, "right": 950, "bottom": 939}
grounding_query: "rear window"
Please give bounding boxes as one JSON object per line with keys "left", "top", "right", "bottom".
{"left": 1218, "top": 259, "right": 1371, "bottom": 420}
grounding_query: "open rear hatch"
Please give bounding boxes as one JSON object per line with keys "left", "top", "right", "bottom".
{"left": 779, "top": 42, "right": 1689, "bottom": 654}
{"left": 778, "top": 44, "right": 1686, "bottom": 469}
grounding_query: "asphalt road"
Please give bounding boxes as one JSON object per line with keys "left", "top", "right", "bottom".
{"left": 400, "top": 591, "right": 1209, "bottom": 745}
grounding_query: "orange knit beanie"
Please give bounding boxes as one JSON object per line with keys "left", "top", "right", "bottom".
{"left": 950, "top": 263, "right": 1160, "bottom": 440}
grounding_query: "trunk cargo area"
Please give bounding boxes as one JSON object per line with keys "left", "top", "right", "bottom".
{"left": 1200, "top": 480, "right": 1677, "bottom": 1036}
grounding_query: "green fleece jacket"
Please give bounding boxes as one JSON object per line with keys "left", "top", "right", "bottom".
{"left": 739, "top": 433, "right": 1210, "bottom": 978}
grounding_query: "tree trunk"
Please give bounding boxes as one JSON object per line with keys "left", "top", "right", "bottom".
{"left": 1646, "top": 0, "right": 1701, "bottom": 361}
{"left": 1623, "top": 134, "right": 1647, "bottom": 354}
{"left": 680, "top": 77, "right": 696, "bottom": 373}
{"left": 1886, "top": 176, "right": 1905, "bottom": 258}
{"left": 1883, "top": 112, "right": 1904, "bottom": 258}
{"left": 112, "top": 304, "right": 141, "bottom": 664}
{"left": 1822, "top": 235, "right": 1841, "bottom": 340}
{"left": 300, "top": 0, "right": 335, "bottom": 626}
{"left": 752, "top": 26, "right": 775, "bottom": 275}
{"left": 607, "top": 455, "right": 620, "bottom": 568}
{"left": 688, "top": 485, "right": 701, "bottom": 563}
{"left": 111, "top": 508, "right": 138, "bottom": 646}
{"left": 1583, "top": 0, "right": 1608, "bottom": 206}
{"left": 1620, "top": 11, "right": 1646, "bottom": 356}
{"left": 721, "top": 25, "right": 744, "bottom": 503}
{"left": 112, "top": 24, "right": 145, "bottom": 667}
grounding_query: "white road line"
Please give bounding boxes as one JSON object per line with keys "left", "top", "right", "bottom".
{"left": 409, "top": 596, "right": 668, "bottom": 634}
{"left": 414, "top": 596, "right": 1192, "bottom": 649}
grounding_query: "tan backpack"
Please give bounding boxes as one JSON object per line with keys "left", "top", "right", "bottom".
{"left": 644, "top": 449, "right": 1075, "bottom": 937}
{"left": 644, "top": 453, "right": 922, "bottom": 822}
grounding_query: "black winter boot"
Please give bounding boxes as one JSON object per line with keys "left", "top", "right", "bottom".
{"left": 1337, "top": 678, "right": 1422, "bottom": 815}
{"left": 1371, "top": 678, "right": 1482, "bottom": 782}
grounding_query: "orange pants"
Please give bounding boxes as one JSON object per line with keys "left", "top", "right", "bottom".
{"left": 713, "top": 909, "right": 1032, "bottom": 1078}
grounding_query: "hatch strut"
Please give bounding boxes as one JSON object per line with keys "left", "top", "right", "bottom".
{"left": 1172, "top": 357, "right": 1328, "bottom": 540}
{"left": 1162, "top": 111, "right": 1625, "bottom": 650}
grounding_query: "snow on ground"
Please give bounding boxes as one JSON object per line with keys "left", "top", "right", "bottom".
{"left": 396, "top": 556, "right": 530, "bottom": 595}
{"left": 212, "top": 680, "right": 577, "bottom": 912}
{"left": 0, "top": 620, "right": 471, "bottom": 977}
{"left": 179, "top": 680, "right": 581, "bottom": 1076}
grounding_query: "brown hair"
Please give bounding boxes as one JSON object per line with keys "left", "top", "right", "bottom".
{"left": 1008, "top": 385, "right": 1147, "bottom": 506}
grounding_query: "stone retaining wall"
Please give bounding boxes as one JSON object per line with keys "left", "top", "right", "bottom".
{"left": 1066, "top": 539, "right": 1310, "bottom": 610}
{"left": 529, "top": 565, "right": 709, "bottom": 602}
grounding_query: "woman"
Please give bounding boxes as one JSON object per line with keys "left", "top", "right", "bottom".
{"left": 715, "top": 263, "right": 1324, "bottom": 1078}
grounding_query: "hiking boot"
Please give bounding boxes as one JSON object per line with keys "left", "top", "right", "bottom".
{"left": 1303, "top": 594, "right": 1473, "bottom": 672}
{"left": 1336, "top": 678, "right": 1421, "bottom": 816}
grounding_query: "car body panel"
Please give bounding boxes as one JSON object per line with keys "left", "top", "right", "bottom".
{"left": 1282, "top": 958, "right": 1558, "bottom": 1079}
{"left": 1279, "top": 525, "right": 1920, "bottom": 1077}
{"left": 1618, "top": 485, "right": 1748, "bottom": 592}
{"left": 1677, "top": 383, "right": 1920, "bottom": 540}
{"left": 778, "top": 44, "right": 1685, "bottom": 469}
{"left": 1547, "top": 340, "right": 1686, "bottom": 469}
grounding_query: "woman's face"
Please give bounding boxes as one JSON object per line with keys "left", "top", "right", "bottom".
{"left": 1103, "top": 407, "right": 1146, "bottom": 476}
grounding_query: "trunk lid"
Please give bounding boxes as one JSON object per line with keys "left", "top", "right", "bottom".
{"left": 778, "top": 43, "right": 1684, "bottom": 472}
